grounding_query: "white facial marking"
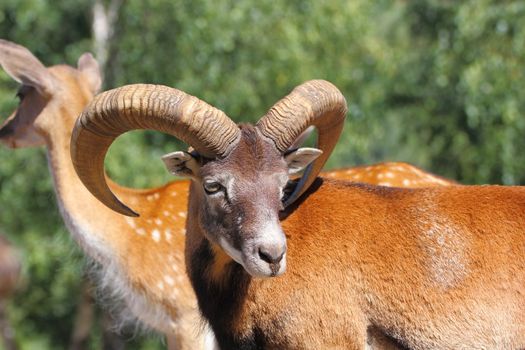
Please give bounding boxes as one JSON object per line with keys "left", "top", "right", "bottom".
{"left": 219, "top": 236, "right": 243, "bottom": 265}
{"left": 240, "top": 218, "right": 287, "bottom": 277}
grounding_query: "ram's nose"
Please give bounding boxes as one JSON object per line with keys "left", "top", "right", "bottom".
{"left": 258, "top": 244, "right": 285, "bottom": 265}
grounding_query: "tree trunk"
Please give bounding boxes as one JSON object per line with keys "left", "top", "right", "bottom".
{"left": 0, "top": 301, "right": 18, "bottom": 350}
{"left": 92, "top": 0, "right": 124, "bottom": 72}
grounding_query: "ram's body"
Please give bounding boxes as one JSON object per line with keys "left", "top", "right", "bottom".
{"left": 188, "top": 176, "right": 525, "bottom": 349}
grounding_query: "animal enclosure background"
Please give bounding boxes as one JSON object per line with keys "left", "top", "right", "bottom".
{"left": 0, "top": 0, "right": 524, "bottom": 348}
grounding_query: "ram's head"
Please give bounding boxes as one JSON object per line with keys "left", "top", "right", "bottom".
{"left": 71, "top": 80, "right": 346, "bottom": 277}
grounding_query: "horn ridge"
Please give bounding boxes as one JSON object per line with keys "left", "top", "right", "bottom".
{"left": 257, "top": 79, "right": 347, "bottom": 207}
{"left": 71, "top": 83, "right": 240, "bottom": 216}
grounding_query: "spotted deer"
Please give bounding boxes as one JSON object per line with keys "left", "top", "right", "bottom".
{"left": 73, "top": 80, "right": 524, "bottom": 349}
{"left": 0, "top": 40, "right": 457, "bottom": 349}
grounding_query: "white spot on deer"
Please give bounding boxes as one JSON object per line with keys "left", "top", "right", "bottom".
{"left": 170, "top": 191, "right": 177, "bottom": 197}
{"left": 403, "top": 179, "right": 411, "bottom": 186}
{"left": 377, "top": 173, "right": 384, "bottom": 179}
{"left": 163, "top": 210, "right": 170, "bottom": 217}
{"left": 154, "top": 218, "right": 162, "bottom": 225}
{"left": 353, "top": 173, "right": 361, "bottom": 179}
{"left": 147, "top": 195, "right": 155, "bottom": 201}
{"left": 164, "top": 275, "right": 175, "bottom": 286}
{"left": 171, "top": 264, "right": 179, "bottom": 272}
{"left": 180, "top": 228, "right": 186, "bottom": 235}
{"left": 178, "top": 212, "right": 186, "bottom": 218}
{"left": 378, "top": 182, "right": 392, "bottom": 186}
{"left": 136, "top": 228, "right": 146, "bottom": 236}
{"left": 125, "top": 216, "right": 136, "bottom": 229}
{"left": 385, "top": 172, "right": 395, "bottom": 179}
{"left": 153, "top": 193, "right": 160, "bottom": 200}
{"left": 146, "top": 219, "right": 153, "bottom": 224}
{"left": 157, "top": 281, "right": 164, "bottom": 291}
{"left": 165, "top": 229, "right": 173, "bottom": 242}
{"left": 391, "top": 165, "right": 406, "bottom": 172}
{"left": 152, "top": 229, "right": 161, "bottom": 242}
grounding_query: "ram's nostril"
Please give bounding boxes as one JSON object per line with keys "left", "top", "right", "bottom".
{"left": 258, "top": 246, "right": 285, "bottom": 264}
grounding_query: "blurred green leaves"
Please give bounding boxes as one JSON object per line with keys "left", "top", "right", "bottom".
{"left": 1, "top": 0, "right": 525, "bottom": 348}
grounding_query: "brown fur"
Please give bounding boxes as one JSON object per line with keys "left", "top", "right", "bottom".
{"left": 188, "top": 178, "right": 525, "bottom": 349}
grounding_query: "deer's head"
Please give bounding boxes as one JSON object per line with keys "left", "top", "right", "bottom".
{"left": 0, "top": 39, "right": 101, "bottom": 148}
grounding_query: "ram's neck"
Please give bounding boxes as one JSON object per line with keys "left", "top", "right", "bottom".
{"left": 185, "top": 192, "right": 254, "bottom": 348}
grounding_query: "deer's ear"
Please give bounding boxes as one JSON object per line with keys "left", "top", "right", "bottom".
{"left": 77, "top": 53, "right": 102, "bottom": 94}
{"left": 162, "top": 151, "right": 200, "bottom": 178}
{"left": 284, "top": 147, "right": 323, "bottom": 174}
{"left": 0, "top": 39, "right": 55, "bottom": 96}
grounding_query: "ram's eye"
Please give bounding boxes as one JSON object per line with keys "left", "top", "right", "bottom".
{"left": 203, "top": 181, "right": 222, "bottom": 195}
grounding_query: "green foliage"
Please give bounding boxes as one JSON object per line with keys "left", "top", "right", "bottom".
{"left": 1, "top": 0, "right": 525, "bottom": 348}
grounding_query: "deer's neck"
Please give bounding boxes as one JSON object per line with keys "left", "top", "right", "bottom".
{"left": 45, "top": 122, "right": 125, "bottom": 262}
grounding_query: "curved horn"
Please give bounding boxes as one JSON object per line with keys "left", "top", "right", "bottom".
{"left": 71, "top": 84, "right": 240, "bottom": 217}
{"left": 257, "top": 80, "right": 347, "bottom": 207}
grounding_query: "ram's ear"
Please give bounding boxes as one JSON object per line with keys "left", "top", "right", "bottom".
{"left": 161, "top": 151, "right": 200, "bottom": 178}
{"left": 0, "top": 39, "right": 55, "bottom": 96}
{"left": 77, "top": 53, "right": 102, "bottom": 93}
{"left": 284, "top": 147, "right": 323, "bottom": 174}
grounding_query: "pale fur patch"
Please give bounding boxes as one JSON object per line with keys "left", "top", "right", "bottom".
{"left": 415, "top": 193, "right": 469, "bottom": 288}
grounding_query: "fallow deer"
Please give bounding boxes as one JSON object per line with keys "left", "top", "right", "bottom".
{"left": 73, "top": 80, "right": 524, "bottom": 349}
